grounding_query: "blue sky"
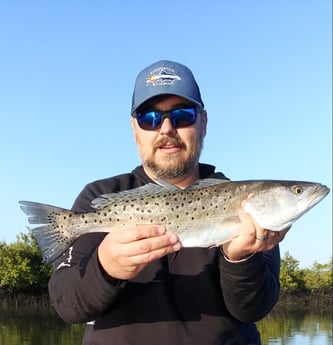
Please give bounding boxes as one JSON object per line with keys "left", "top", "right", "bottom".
{"left": 0, "top": 1, "right": 331, "bottom": 268}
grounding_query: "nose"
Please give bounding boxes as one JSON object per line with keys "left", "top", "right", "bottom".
{"left": 159, "top": 118, "right": 177, "bottom": 135}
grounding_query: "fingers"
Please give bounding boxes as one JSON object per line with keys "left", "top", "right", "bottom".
{"left": 129, "top": 237, "right": 180, "bottom": 266}
{"left": 110, "top": 224, "right": 181, "bottom": 259}
{"left": 239, "top": 209, "right": 290, "bottom": 249}
{"left": 222, "top": 208, "right": 290, "bottom": 261}
{"left": 122, "top": 231, "right": 181, "bottom": 259}
{"left": 98, "top": 224, "right": 181, "bottom": 280}
{"left": 112, "top": 224, "right": 166, "bottom": 243}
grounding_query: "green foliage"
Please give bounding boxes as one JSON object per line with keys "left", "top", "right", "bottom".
{"left": 280, "top": 251, "right": 305, "bottom": 290}
{"left": 0, "top": 232, "right": 52, "bottom": 295}
{"left": 280, "top": 252, "right": 332, "bottom": 293}
{"left": 302, "top": 258, "right": 333, "bottom": 292}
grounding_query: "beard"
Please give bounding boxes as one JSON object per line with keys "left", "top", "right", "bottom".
{"left": 142, "top": 134, "right": 204, "bottom": 179}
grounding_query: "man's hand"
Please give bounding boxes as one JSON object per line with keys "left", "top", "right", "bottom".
{"left": 222, "top": 208, "right": 290, "bottom": 261}
{"left": 98, "top": 225, "right": 181, "bottom": 280}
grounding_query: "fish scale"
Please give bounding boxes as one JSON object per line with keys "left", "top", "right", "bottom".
{"left": 92, "top": 184, "right": 229, "bottom": 232}
{"left": 19, "top": 178, "right": 330, "bottom": 263}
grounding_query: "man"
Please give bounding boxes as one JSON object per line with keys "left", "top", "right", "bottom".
{"left": 49, "top": 60, "right": 287, "bottom": 345}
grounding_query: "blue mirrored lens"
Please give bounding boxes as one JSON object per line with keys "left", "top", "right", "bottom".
{"left": 139, "top": 111, "right": 163, "bottom": 129}
{"left": 170, "top": 108, "right": 196, "bottom": 128}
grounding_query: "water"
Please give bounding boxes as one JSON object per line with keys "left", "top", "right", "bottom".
{"left": 0, "top": 304, "right": 83, "bottom": 345}
{"left": 256, "top": 307, "right": 332, "bottom": 345}
{"left": 0, "top": 304, "right": 331, "bottom": 345}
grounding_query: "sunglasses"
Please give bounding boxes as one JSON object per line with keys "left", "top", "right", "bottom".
{"left": 133, "top": 107, "right": 198, "bottom": 131}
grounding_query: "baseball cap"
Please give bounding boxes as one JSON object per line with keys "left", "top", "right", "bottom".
{"left": 131, "top": 60, "right": 204, "bottom": 114}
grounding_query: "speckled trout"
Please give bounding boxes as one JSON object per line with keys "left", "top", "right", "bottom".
{"left": 19, "top": 179, "right": 330, "bottom": 263}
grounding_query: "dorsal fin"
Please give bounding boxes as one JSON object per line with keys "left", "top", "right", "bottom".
{"left": 186, "top": 178, "right": 229, "bottom": 190}
{"left": 91, "top": 178, "right": 229, "bottom": 209}
{"left": 91, "top": 183, "right": 166, "bottom": 209}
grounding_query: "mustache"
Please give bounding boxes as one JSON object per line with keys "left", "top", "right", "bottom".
{"left": 154, "top": 136, "right": 186, "bottom": 150}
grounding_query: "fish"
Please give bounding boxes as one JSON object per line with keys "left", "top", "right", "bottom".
{"left": 19, "top": 179, "right": 330, "bottom": 264}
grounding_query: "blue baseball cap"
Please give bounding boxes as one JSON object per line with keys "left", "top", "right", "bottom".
{"left": 131, "top": 60, "right": 204, "bottom": 114}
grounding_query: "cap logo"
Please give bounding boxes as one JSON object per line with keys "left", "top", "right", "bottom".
{"left": 146, "top": 66, "right": 181, "bottom": 86}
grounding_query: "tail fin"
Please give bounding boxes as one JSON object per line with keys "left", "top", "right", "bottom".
{"left": 19, "top": 201, "right": 76, "bottom": 264}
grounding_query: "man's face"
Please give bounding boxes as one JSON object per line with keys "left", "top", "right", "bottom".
{"left": 131, "top": 95, "right": 207, "bottom": 180}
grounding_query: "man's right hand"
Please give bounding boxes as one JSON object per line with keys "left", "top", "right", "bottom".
{"left": 97, "top": 225, "right": 181, "bottom": 280}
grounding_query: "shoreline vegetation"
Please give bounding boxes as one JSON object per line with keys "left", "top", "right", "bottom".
{"left": 1, "top": 289, "right": 332, "bottom": 311}
{"left": 277, "top": 289, "right": 332, "bottom": 310}
{"left": 0, "top": 232, "right": 332, "bottom": 310}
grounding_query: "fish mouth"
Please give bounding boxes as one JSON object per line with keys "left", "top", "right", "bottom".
{"left": 298, "top": 184, "right": 330, "bottom": 212}
{"left": 312, "top": 184, "right": 330, "bottom": 203}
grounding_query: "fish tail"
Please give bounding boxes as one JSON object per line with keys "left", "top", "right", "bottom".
{"left": 19, "top": 201, "right": 76, "bottom": 264}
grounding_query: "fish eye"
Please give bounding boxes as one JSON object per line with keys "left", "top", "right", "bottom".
{"left": 293, "top": 186, "right": 303, "bottom": 195}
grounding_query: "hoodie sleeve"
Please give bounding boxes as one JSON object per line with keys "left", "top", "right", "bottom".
{"left": 218, "top": 245, "right": 280, "bottom": 323}
{"left": 48, "top": 233, "right": 127, "bottom": 323}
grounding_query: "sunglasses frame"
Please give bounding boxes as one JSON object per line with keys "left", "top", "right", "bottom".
{"left": 133, "top": 106, "right": 200, "bottom": 131}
